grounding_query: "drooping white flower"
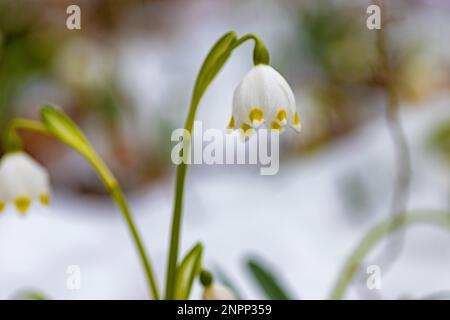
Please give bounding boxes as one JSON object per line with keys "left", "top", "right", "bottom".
{"left": 228, "top": 65, "right": 301, "bottom": 135}
{"left": 0, "top": 152, "right": 51, "bottom": 214}
{"left": 202, "top": 284, "right": 237, "bottom": 300}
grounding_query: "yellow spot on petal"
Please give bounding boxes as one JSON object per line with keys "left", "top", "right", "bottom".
{"left": 40, "top": 194, "right": 50, "bottom": 206}
{"left": 294, "top": 111, "right": 300, "bottom": 126}
{"left": 239, "top": 122, "right": 255, "bottom": 139}
{"left": 227, "top": 116, "right": 235, "bottom": 129}
{"left": 249, "top": 108, "right": 264, "bottom": 125}
{"left": 15, "top": 196, "right": 31, "bottom": 214}
{"left": 0, "top": 201, "right": 4, "bottom": 213}
{"left": 241, "top": 122, "right": 252, "bottom": 133}
{"left": 292, "top": 111, "right": 301, "bottom": 132}
{"left": 270, "top": 121, "right": 282, "bottom": 131}
{"left": 276, "top": 109, "right": 287, "bottom": 122}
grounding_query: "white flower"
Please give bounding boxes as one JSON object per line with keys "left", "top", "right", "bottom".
{"left": 0, "top": 152, "right": 51, "bottom": 214}
{"left": 202, "top": 284, "right": 237, "bottom": 300}
{"left": 228, "top": 65, "right": 301, "bottom": 135}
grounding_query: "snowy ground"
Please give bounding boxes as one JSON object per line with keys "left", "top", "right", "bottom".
{"left": 1, "top": 0, "right": 450, "bottom": 301}
{"left": 0, "top": 96, "right": 449, "bottom": 300}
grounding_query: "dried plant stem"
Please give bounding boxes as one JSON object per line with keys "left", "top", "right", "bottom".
{"left": 375, "top": 0, "right": 412, "bottom": 271}
{"left": 330, "top": 211, "right": 450, "bottom": 299}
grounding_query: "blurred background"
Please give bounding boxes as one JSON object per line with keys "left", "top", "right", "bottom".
{"left": 0, "top": 0, "right": 449, "bottom": 299}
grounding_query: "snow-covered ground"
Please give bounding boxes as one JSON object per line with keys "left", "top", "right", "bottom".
{"left": 0, "top": 96, "right": 448, "bottom": 300}
{"left": 1, "top": 0, "right": 450, "bottom": 300}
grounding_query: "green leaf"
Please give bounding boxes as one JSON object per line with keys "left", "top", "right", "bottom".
{"left": 40, "top": 105, "right": 92, "bottom": 158}
{"left": 174, "top": 243, "right": 203, "bottom": 300}
{"left": 13, "top": 290, "right": 49, "bottom": 300}
{"left": 246, "top": 257, "right": 292, "bottom": 300}
{"left": 429, "top": 117, "right": 450, "bottom": 164}
{"left": 193, "top": 32, "right": 237, "bottom": 104}
{"left": 213, "top": 266, "right": 243, "bottom": 300}
{"left": 40, "top": 105, "right": 116, "bottom": 188}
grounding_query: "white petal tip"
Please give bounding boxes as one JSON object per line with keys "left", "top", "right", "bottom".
{"left": 292, "top": 124, "right": 302, "bottom": 133}
{"left": 252, "top": 120, "right": 264, "bottom": 128}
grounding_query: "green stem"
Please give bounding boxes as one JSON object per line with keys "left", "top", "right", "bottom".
{"left": 330, "top": 211, "right": 450, "bottom": 300}
{"left": 3, "top": 118, "right": 49, "bottom": 151}
{"left": 166, "top": 160, "right": 188, "bottom": 299}
{"left": 8, "top": 118, "right": 49, "bottom": 134}
{"left": 232, "top": 34, "right": 270, "bottom": 65}
{"left": 165, "top": 32, "right": 268, "bottom": 299}
{"left": 109, "top": 184, "right": 160, "bottom": 299}
{"left": 5, "top": 118, "right": 160, "bottom": 300}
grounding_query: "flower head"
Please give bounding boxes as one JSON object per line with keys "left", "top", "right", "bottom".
{"left": 202, "top": 284, "right": 237, "bottom": 300}
{"left": 0, "top": 152, "right": 50, "bottom": 214}
{"left": 228, "top": 65, "right": 301, "bottom": 135}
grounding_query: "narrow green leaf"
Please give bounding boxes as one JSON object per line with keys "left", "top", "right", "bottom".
{"left": 40, "top": 105, "right": 116, "bottom": 188}
{"left": 246, "top": 258, "right": 292, "bottom": 300}
{"left": 174, "top": 243, "right": 203, "bottom": 299}
{"left": 193, "top": 32, "right": 237, "bottom": 103}
{"left": 40, "top": 105, "right": 92, "bottom": 158}
{"left": 214, "top": 266, "right": 243, "bottom": 300}
{"left": 13, "top": 290, "right": 49, "bottom": 300}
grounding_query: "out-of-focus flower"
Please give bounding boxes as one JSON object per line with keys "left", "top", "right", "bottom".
{"left": 202, "top": 284, "right": 237, "bottom": 300}
{"left": 228, "top": 65, "right": 301, "bottom": 135}
{"left": 0, "top": 152, "right": 50, "bottom": 214}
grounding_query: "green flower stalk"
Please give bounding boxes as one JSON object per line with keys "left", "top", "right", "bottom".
{"left": 165, "top": 31, "right": 300, "bottom": 299}
{"left": 1, "top": 31, "right": 299, "bottom": 300}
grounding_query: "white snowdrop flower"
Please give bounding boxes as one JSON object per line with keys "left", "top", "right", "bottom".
{"left": 0, "top": 152, "right": 51, "bottom": 214}
{"left": 202, "top": 284, "right": 237, "bottom": 300}
{"left": 228, "top": 65, "right": 301, "bottom": 136}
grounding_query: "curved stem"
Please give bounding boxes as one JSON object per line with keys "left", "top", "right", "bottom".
{"left": 165, "top": 32, "right": 268, "bottom": 299}
{"left": 109, "top": 184, "right": 160, "bottom": 299}
{"left": 374, "top": 0, "right": 412, "bottom": 271}
{"left": 232, "top": 34, "right": 270, "bottom": 65}
{"left": 3, "top": 118, "right": 49, "bottom": 151}
{"left": 6, "top": 118, "right": 160, "bottom": 300}
{"left": 330, "top": 211, "right": 450, "bottom": 300}
{"left": 8, "top": 118, "right": 48, "bottom": 134}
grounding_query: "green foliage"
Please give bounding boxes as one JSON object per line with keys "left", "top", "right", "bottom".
{"left": 40, "top": 105, "right": 117, "bottom": 188}
{"left": 0, "top": 1, "right": 58, "bottom": 148}
{"left": 13, "top": 290, "right": 49, "bottom": 300}
{"left": 429, "top": 118, "right": 450, "bottom": 165}
{"left": 191, "top": 32, "right": 237, "bottom": 114}
{"left": 213, "top": 266, "right": 243, "bottom": 300}
{"left": 246, "top": 257, "right": 292, "bottom": 300}
{"left": 174, "top": 243, "right": 203, "bottom": 299}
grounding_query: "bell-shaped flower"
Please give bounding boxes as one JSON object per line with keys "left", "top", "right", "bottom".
{"left": 228, "top": 65, "right": 301, "bottom": 136}
{"left": 202, "top": 284, "right": 237, "bottom": 300}
{"left": 0, "top": 152, "right": 51, "bottom": 214}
